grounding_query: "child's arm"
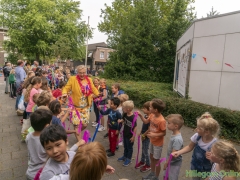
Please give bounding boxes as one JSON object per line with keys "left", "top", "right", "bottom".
{"left": 164, "top": 149, "right": 178, "bottom": 170}
{"left": 60, "top": 108, "right": 71, "bottom": 122}
{"left": 98, "top": 107, "right": 110, "bottom": 115}
{"left": 172, "top": 141, "right": 195, "bottom": 157}
{"left": 137, "top": 111, "right": 150, "bottom": 124}
{"left": 105, "top": 165, "right": 115, "bottom": 174}
{"left": 130, "top": 126, "right": 137, "bottom": 143}
{"left": 147, "top": 130, "right": 166, "bottom": 138}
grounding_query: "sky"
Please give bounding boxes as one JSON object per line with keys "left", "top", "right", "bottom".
{"left": 80, "top": 0, "right": 240, "bottom": 44}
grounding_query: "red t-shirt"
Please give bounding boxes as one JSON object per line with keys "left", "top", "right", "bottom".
{"left": 52, "top": 89, "right": 62, "bottom": 98}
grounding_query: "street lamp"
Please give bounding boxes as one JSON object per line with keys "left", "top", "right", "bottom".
{"left": 85, "top": 16, "right": 89, "bottom": 67}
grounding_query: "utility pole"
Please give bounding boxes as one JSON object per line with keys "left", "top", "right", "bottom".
{"left": 85, "top": 16, "right": 90, "bottom": 67}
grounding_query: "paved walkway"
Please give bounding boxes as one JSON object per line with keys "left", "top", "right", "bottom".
{"left": 0, "top": 75, "right": 239, "bottom": 180}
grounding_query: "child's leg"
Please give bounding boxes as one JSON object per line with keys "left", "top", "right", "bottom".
{"left": 126, "top": 138, "right": 134, "bottom": 160}
{"left": 151, "top": 145, "right": 163, "bottom": 177}
{"left": 143, "top": 138, "right": 150, "bottom": 166}
{"left": 109, "top": 129, "right": 117, "bottom": 153}
{"left": 93, "top": 102, "right": 99, "bottom": 123}
{"left": 123, "top": 136, "right": 128, "bottom": 158}
{"left": 9, "top": 83, "right": 13, "bottom": 97}
{"left": 167, "top": 163, "right": 182, "bottom": 180}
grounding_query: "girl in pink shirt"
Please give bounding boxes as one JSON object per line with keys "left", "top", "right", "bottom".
{"left": 25, "top": 77, "right": 42, "bottom": 114}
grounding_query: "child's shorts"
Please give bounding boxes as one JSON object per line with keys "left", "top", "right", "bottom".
{"left": 149, "top": 143, "right": 163, "bottom": 159}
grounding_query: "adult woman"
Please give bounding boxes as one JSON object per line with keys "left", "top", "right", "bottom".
{"left": 62, "top": 65, "right": 99, "bottom": 135}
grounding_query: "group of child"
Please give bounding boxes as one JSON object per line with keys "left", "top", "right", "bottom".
{"left": 11, "top": 65, "right": 240, "bottom": 180}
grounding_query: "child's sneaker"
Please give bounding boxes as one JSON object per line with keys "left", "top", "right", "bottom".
{"left": 98, "top": 125, "right": 105, "bottom": 131}
{"left": 92, "top": 122, "right": 98, "bottom": 127}
{"left": 135, "top": 161, "right": 145, "bottom": 169}
{"left": 107, "top": 152, "right": 115, "bottom": 157}
{"left": 118, "top": 142, "right": 123, "bottom": 146}
{"left": 106, "top": 149, "right": 111, "bottom": 153}
{"left": 117, "top": 156, "right": 126, "bottom": 162}
{"left": 143, "top": 172, "right": 155, "bottom": 179}
{"left": 123, "top": 158, "right": 131, "bottom": 166}
{"left": 140, "top": 165, "right": 151, "bottom": 172}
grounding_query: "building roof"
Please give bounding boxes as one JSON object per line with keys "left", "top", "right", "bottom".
{"left": 88, "top": 42, "right": 107, "bottom": 51}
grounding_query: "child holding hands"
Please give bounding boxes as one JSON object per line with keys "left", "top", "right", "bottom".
{"left": 118, "top": 100, "right": 137, "bottom": 167}
{"left": 138, "top": 98, "right": 166, "bottom": 180}
{"left": 172, "top": 112, "right": 220, "bottom": 180}
{"left": 136, "top": 101, "right": 151, "bottom": 172}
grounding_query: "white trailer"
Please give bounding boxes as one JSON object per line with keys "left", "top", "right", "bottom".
{"left": 174, "top": 11, "right": 240, "bottom": 111}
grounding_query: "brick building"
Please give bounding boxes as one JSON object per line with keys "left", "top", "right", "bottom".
{"left": 0, "top": 27, "right": 8, "bottom": 65}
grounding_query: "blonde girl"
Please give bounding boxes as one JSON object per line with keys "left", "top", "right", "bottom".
{"left": 25, "top": 77, "right": 42, "bottom": 115}
{"left": 172, "top": 112, "right": 220, "bottom": 180}
{"left": 207, "top": 141, "right": 240, "bottom": 180}
{"left": 92, "top": 77, "right": 100, "bottom": 126}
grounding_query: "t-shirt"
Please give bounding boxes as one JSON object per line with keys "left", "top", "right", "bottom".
{"left": 123, "top": 113, "right": 137, "bottom": 138}
{"left": 148, "top": 113, "right": 166, "bottom": 146}
{"left": 141, "top": 115, "right": 150, "bottom": 136}
{"left": 25, "top": 133, "right": 48, "bottom": 179}
{"left": 190, "top": 133, "right": 217, "bottom": 151}
{"left": 117, "top": 106, "right": 123, "bottom": 116}
{"left": 167, "top": 133, "right": 183, "bottom": 165}
{"left": 39, "top": 151, "right": 75, "bottom": 180}
{"left": 50, "top": 175, "right": 69, "bottom": 180}
{"left": 52, "top": 115, "right": 62, "bottom": 126}
{"left": 52, "top": 89, "right": 62, "bottom": 98}
{"left": 100, "top": 108, "right": 122, "bottom": 130}
{"left": 26, "top": 88, "right": 39, "bottom": 112}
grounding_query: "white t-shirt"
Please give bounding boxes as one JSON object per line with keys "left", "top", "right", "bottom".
{"left": 190, "top": 133, "right": 217, "bottom": 151}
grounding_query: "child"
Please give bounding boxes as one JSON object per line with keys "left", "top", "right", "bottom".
{"left": 25, "top": 109, "right": 53, "bottom": 180}
{"left": 95, "top": 78, "right": 108, "bottom": 132}
{"left": 172, "top": 112, "right": 220, "bottom": 180}
{"left": 116, "top": 94, "right": 129, "bottom": 147}
{"left": 49, "top": 142, "right": 115, "bottom": 180}
{"left": 98, "top": 97, "right": 122, "bottom": 157}
{"left": 25, "top": 77, "right": 42, "bottom": 115}
{"left": 36, "top": 90, "right": 52, "bottom": 110}
{"left": 52, "top": 81, "right": 66, "bottom": 99}
{"left": 163, "top": 114, "right": 184, "bottom": 180}
{"left": 140, "top": 98, "right": 166, "bottom": 180}
{"left": 9, "top": 69, "right": 16, "bottom": 98}
{"left": 117, "top": 100, "right": 137, "bottom": 167}
{"left": 136, "top": 101, "right": 151, "bottom": 172}
{"left": 92, "top": 77, "right": 100, "bottom": 126}
{"left": 207, "top": 141, "right": 240, "bottom": 180}
{"left": 49, "top": 100, "right": 78, "bottom": 137}
{"left": 39, "top": 124, "right": 85, "bottom": 180}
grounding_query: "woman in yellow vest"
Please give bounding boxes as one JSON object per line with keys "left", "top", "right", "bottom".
{"left": 62, "top": 65, "right": 99, "bottom": 137}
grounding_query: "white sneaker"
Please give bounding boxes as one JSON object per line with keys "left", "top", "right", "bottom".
{"left": 118, "top": 142, "right": 123, "bottom": 146}
{"left": 92, "top": 122, "right": 98, "bottom": 127}
{"left": 98, "top": 125, "right": 105, "bottom": 132}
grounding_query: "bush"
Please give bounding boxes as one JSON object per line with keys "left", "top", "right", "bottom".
{"left": 106, "top": 79, "right": 240, "bottom": 142}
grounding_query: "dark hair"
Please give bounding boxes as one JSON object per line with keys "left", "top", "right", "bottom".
{"left": 40, "top": 124, "right": 67, "bottom": 147}
{"left": 110, "top": 97, "right": 120, "bottom": 107}
{"left": 25, "top": 62, "right": 30, "bottom": 66}
{"left": 23, "top": 76, "right": 35, "bottom": 89}
{"left": 143, "top": 101, "right": 151, "bottom": 111}
{"left": 58, "top": 81, "right": 66, "bottom": 89}
{"left": 30, "top": 109, "right": 52, "bottom": 131}
{"left": 17, "top": 60, "right": 23, "bottom": 66}
{"left": 151, "top": 98, "right": 165, "bottom": 113}
{"left": 35, "top": 68, "right": 42, "bottom": 76}
{"left": 41, "top": 77, "right": 48, "bottom": 90}
{"left": 42, "top": 70, "right": 47, "bottom": 75}
{"left": 49, "top": 100, "right": 61, "bottom": 115}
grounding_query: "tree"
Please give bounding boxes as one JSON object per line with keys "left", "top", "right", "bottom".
{"left": 207, "top": 6, "right": 220, "bottom": 17}
{"left": 0, "top": 0, "right": 89, "bottom": 61}
{"left": 99, "top": 0, "right": 195, "bottom": 82}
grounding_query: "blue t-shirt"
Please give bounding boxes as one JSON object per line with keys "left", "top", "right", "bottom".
{"left": 52, "top": 115, "right": 62, "bottom": 126}
{"left": 100, "top": 108, "right": 122, "bottom": 130}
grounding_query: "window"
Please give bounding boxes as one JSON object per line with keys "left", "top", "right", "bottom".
{"left": 107, "top": 52, "right": 110, "bottom": 59}
{"left": 100, "top": 51, "right": 104, "bottom": 59}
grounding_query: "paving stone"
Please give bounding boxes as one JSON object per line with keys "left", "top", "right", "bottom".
{"left": 0, "top": 169, "right": 14, "bottom": 180}
{"left": 12, "top": 150, "right": 28, "bottom": 159}
{"left": 13, "top": 165, "right": 28, "bottom": 178}
{"left": 0, "top": 153, "right": 11, "bottom": 162}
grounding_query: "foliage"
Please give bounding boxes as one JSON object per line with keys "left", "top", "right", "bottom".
{"left": 207, "top": 6, "right": 220, "bottom": 17}
{"left": 105, "top": 79, "right": 240, "bottom": 142}
{"left": 0, "top": 0, "right": 90, "bottom": 61}
{"left": 99, "top": 0, "right": 196, "bottom": 82}
{"left": 6, "top": 52, "right": 19, "bottom": 64}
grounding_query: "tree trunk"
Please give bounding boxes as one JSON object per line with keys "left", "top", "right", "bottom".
{"left": 36, "top": 53, "right": 40, "bottom": 61}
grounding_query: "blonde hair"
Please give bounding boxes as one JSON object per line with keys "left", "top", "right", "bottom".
{"left": 166, "top": 114, "right": 184, "bottom": 130}
{"left": 118, "top": 94, "right": 129, "bottom": 104}
{"left": 27, "top": 71, "right": 35, "bottom": 78}
{"left": 100, "top": 78, "right": 106, "bottom": 84}
{"left": 76, "top": 65, "right": 86, "bottom": 72}
{"left": 212, "top": 141, "right": 240, "bottom": 172}
{"left": 36, "top": 91, "right": 52, "bottom": 106}
{"left": 94, "top": 77, "right": 100, "bottom": 82}
{"left": 197, "top": 112, "right": 220, "bottom": 137}
{"left": 70, "top": 142, "right": 107, "bottom": 180}
{"left": 122, "top": 100, "right": 134, "bottom": 110}
{"left": 10, "top": 69, "right": 15, "bottom": 74}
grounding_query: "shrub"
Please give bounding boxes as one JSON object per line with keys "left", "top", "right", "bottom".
{"left": 105, "top": 79, "right": 240, "bottom": 142}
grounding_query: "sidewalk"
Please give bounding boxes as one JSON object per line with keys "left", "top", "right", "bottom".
{"left": 0, "top": 75, "right": 239, "bottom": 180}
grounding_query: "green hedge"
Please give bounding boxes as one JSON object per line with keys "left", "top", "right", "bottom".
{"left": 105, "top": 79, "right": 240, "bottom": 142}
